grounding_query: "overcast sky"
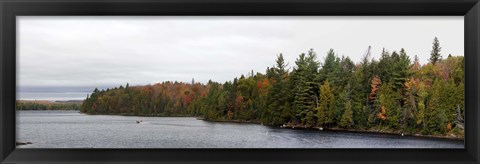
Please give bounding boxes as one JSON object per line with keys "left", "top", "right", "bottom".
{"left": 17, "top": 16, "right": 464, "bottom": 88}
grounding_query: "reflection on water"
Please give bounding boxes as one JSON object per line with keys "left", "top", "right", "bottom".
{"left": 16, "top": 110, "right": 464, "bottom": 148}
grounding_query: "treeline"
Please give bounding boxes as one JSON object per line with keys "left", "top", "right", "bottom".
{"left": 80, "top": 82, "right": 209, "bottom": 116}
{"left": 82, "top": 37, "right": 464, "bottom": 136}
{"left": 16, "top": 100, "right": 82, "bottom": 110}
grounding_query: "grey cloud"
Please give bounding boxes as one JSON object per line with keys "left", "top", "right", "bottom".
{"left": 17, "top": 16, "right": 463, "bottom": 88}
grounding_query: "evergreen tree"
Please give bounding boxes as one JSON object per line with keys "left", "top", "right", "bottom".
{"left": 340, "top": 84, "right": 354, "bottom": 128}
{"left": 267, "top": 54, "right": 292, "bottom": 125}
{"left": 378, "top": 48, "right": 394, "bottom": 83}
{"left": 351, "top": 66, "right": 369, "bottom": 128}
{"left": 318, "top": 49, "right": 341, "bottom": 87}
{"left": 394, "top": 49, "right": 411, "bottom": 90}
{"left": 292, "top": 53, "right": 316, "bottom": 125}
{"left": 429, "top": 37, "right": 442, "bottom": 65}
{"left": 427, "top": 79, "right": 449, "bottom": 134}
{"left": 305, "top": 49, "right": 321, "bottom": 104}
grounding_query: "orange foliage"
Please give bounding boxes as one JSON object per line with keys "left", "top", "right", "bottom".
{"left": 404, "top": 78, "right": 420, "bottom": 91}
{"left": 183, "top": 93, "right": 194, "bottom": 105}
{"left": 369, "top": 76, "right": 382, "bottom": 102}
{"left": 256, "top": 79, "right": 270, "bottom": 96}
{"left": 404, "top": 81, "right": 411, "bottom": 91}
{"left": 447, "top": 123, "right": 452, "bottom": 131}
{"left": 257, "top": 79, "right": 270, "bottom": 89}
{"left": 377, "top": 106, "right": 387, "bottom": 121}
{"left": 235, "top": 95, "right": 244, "bottom": 111}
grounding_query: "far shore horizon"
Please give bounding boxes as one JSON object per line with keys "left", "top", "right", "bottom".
{"left": 16, "top": 99, "right": 84, "bottom": 103}
{"left": 16, "top": 98, "right": 86, "bottom": 101}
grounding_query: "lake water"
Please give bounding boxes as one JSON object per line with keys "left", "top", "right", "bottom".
{"left": 16, "top": 110, "right": 464, "bottom": 148}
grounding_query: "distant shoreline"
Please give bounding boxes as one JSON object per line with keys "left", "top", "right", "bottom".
{"left": 16, "top": 99, "right": 84, "bottom": 103}
{"left": 16, "top": 100, "right": 83, "bottom": 111}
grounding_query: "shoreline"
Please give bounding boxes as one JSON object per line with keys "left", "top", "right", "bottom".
{"left": 64, "top": 112, "right": 465, "bottom": 141}
{"left": 279, "top": 125, "right": 464, "bottom": 141}
{"left": 202, "top": 118, "right": 464, "bottom": 141}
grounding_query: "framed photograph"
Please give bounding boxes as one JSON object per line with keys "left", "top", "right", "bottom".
{"left": 1, "top": 0, "right": 479, "bottom": 163}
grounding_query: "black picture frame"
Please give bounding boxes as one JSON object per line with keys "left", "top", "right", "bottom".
{"left": 1, "top": 0, "right": 479, "bottom": 163}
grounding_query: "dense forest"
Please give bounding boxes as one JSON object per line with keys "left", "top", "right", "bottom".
{"left": 16, "top": 100, "right": 82, "bottom": 110}
{"left": 81, "top": 37, "right": 464, "bottom": 136}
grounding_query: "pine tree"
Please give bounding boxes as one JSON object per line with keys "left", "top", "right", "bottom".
{"left": 428, "top": 79, "right": 449, "bottom": 134}
{"left": 292, "top": 52, "right": 317, "bottom": 125}
{"left": 305, "top": 49, "right": 321, "bottom": 104}
{"left": 267, "top": 54, "right": 292, "bottom": 125}
{"left": 340, "top": 84, "right": 354, "bottom": 128}
{"left": 351, "top": 66, "right": 369, "bottom": 128}
{"left": 318, "top": 49, "right": 341, "bottom": 87}
{"left": 339, "top": 56, "right": 355, "bottom": 87}
{"left": 394, "top": 49, "right": 411, "bottom": 90}
{"left": 292, "top": 53, "right": 308, "bottom": 122}
{"left": 429, "top": 37, "right": 442, "bottom": 65}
